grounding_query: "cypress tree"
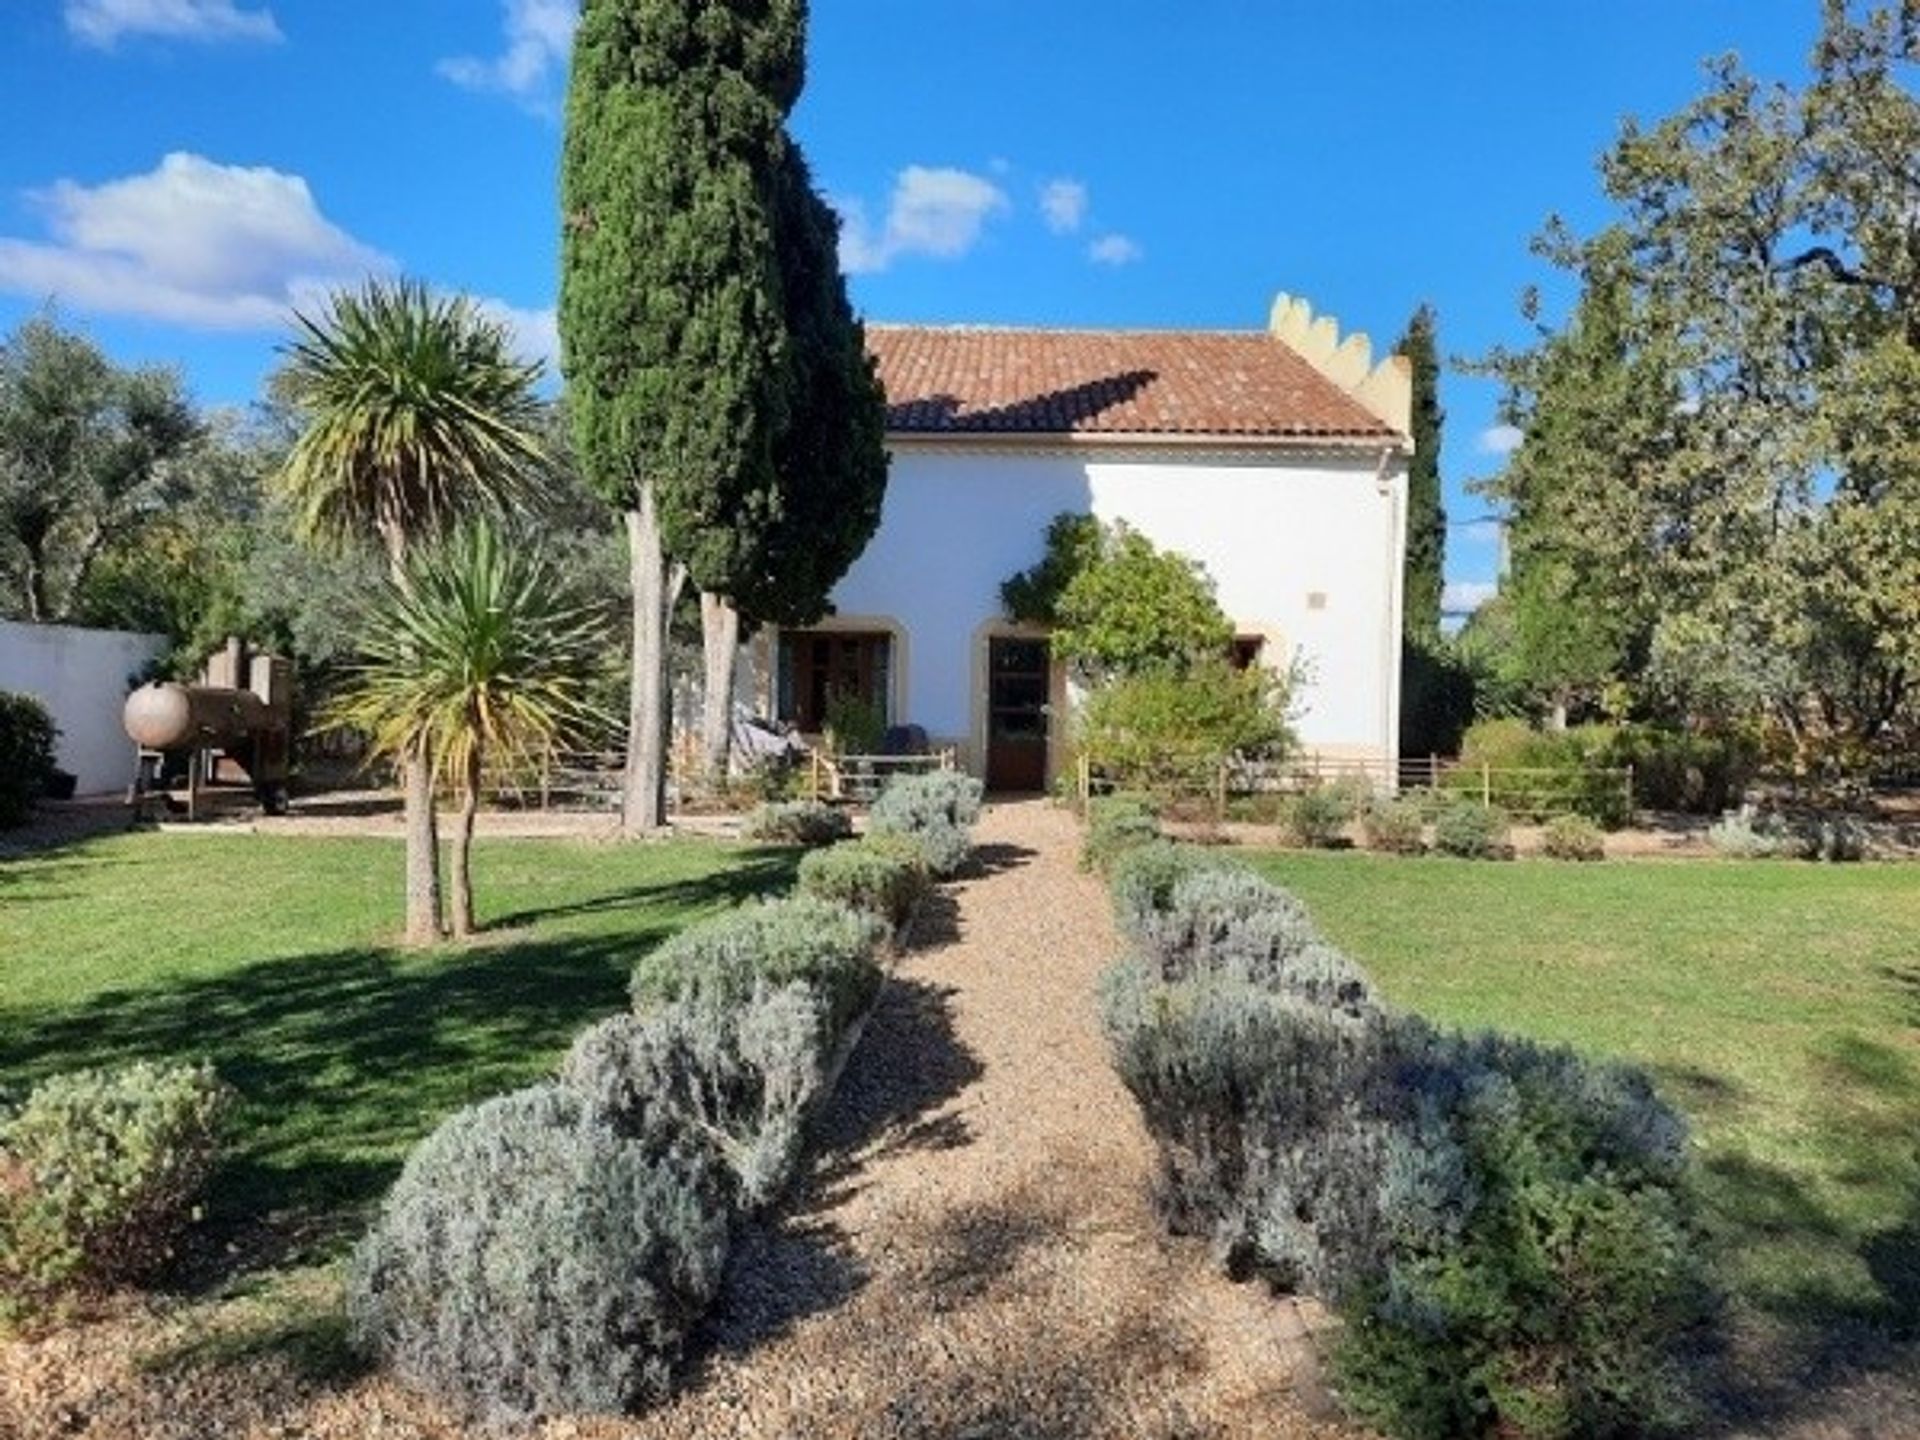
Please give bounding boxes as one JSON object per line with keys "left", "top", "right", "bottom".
{"left": 560, "top": 0, "right": 802, "bottom": 831}
{"left": 699, "top": 142, "right": 890, "bottom": 776}
{"left": 1394, "top": 304, "right": 1446, "bottom": 642}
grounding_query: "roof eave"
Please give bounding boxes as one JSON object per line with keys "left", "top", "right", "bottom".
{"left": 885, "top": 428, "right": 1410, "bottom": 452}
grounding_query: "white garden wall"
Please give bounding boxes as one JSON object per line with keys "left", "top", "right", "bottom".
{"left": 804, "top": 439, "right": 1406, "bottom": 773}
{"left": 0, "top": 621, "right": 164, "bottom": 795}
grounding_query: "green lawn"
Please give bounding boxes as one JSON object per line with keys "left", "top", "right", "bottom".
{"left": 0, "top": 832, "right": 797, "bottom": 1254}
{"left": 1251, "top": 851, "right": 1920, "bottom": 1365}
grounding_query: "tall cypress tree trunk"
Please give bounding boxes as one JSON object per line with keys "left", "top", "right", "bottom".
{"left": 450, "top": 744, "right": 482, "bottom": 939}
{"left": 700, "top": 591, "right": 740, "bottom": 787}
{"left": 624, "top": 484, "right": 670, "bottom": 834}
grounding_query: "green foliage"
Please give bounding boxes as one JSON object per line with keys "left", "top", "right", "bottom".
{"left": 740, "top": 799, "right": 853, "bottom": 847}
{"left": 1081, "top": 791, "right": 1161, "bottom": 874}
{"left": 1394, "top": 304, "right": 1447, "bottom": 643}
{"left": 1451, "top": 720, "right": 1633, "bottom": 826}
{"left": 1540, "top": 813, "right": 1606, "bottom": 862}
{"left": 823, "top": 691, "right": 886, "bottom": 755}
{"left": 1050, "top": 523, "right": 1235, "bottom": 681}
{"left": 1096, "top": 845, "right": 1712, "bottom": 1440}
{"left": 868, "top": 770, "right": 984, "bottom": 877}
{"left": 276, "top": 281, "right": 546, "bottom": 561}
{"left": 1078, "top": 659, "right": 1292, "bottom": 793}
{"left": 0, "top": 689, "right": 58, "bottom": 828}
{"left": 1334, "top": 1034, "right": 1711, "bottom": 1440}
{"left": 1605, "top": 723, "right": 1757, "bottom": 814}
{"left": 1433, "top": 799, "right": 1513, "bottom": 859}
{"left": 796, "top": 834, "right": 929, "bottom": 929}
{"left": 1362, "top": 796, "right": 1428, "bottom": 855}
{"left": 1287, "top": 778, "right": 1370, "bottom": 849}
{"left": 559, "top": 0, "right": 801, "bottom": 585}
{"left": 1476, "top": 9, "right": 1920, "bottom": 764}
{"left": 630, "top": 895, "right": 882, "bottom": 1046}
{"left": 347, "top": 1083, "right": 730, "bottom": 1424}
{"left": 722, "top": 142, "right": 890, "bottom": 627}
{"left": 1399, "top": 634, "right": 1477, "bottom": 758}
{"left": 563, "top": 986, "right": 828, "bottom": 1209}
{"left": 0, "top": 1062, "right": 227, "bottom": 1318}
{"left": 326, "top": 522, "right": 609, "bottom": 788}
{"left": 0, "top": 314, "right": 202, "bottom": 622}
{"left": 1000, "top": 512, "right": 1105, "bottom": 625}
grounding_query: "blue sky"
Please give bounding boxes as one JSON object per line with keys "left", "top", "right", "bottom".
{"left": 0, "top": 1, "right": 1826, "bottom": 609}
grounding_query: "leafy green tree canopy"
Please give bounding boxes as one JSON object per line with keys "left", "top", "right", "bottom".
{"left": 0, "top": 314, "right": 201, "bottom": 623}
{"left": 1006, "top": 514, "right": 1234, "bottom": 682}
{"left": 560, "top": 0, "right": 807, "bottom": 592}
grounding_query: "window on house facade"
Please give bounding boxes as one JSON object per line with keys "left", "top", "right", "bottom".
{"left": 1230, "top": 635, "right": 1267, "bottom": 671}
{"left": 776, "top": 630, "right": 892, "bottom": 733}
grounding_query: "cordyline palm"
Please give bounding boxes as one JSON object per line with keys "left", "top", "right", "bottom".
{"left": 328, "top": 523, "right": 608, "bottom": 938}
{"left": 275, "top": 279, "right": 546, "bottom": 944}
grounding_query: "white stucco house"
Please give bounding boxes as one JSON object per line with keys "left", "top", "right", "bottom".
{"left": 746, "top": 292, "right": 1413, "bottom": 792}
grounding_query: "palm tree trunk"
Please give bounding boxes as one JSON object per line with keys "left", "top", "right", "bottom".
{"left": 384, "top": 522, "right": 444, "bottom": 945}
{"left": 403, "top": 741, "right": 444, "bottom": 945}
{"left": 451, "top": 745, "right": 482, "bottom": 939}
{"left": 624, "top": 485, "right": 670, "bottom": 834}
{"left": 700, "top": 591, "right": 740, "bottom": 789}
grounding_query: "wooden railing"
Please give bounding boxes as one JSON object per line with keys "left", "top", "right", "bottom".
{"left": 808, "top": 748, "right": 958, "bottom": 804}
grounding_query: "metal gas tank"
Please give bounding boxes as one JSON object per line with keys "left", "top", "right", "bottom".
{"left": 124, "top": 683, "right": 271, "bottom": 752}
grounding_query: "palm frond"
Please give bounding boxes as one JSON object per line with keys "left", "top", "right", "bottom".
{"left": 274, "top": 279, "right": 547, "bottom": 554}
{"left": 324, "top": 522, "right": 613, "bottom": 784}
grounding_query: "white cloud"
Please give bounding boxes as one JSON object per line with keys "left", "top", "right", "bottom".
{"left": 1477, "top": 423, "right": 1524, "bottom": 456}
{"left": 1088, "top": 232, "right": 1144, "bottom": 266}
{"left": 65, "top": 0, "right": 281, "bottom": 47}
{"left": 474, "top": 299, "right": 559, "bottom": 372}
{"left": 1039, "top": 178, "right": 1088, "bottom": 235}
{"left": 1443, "top": 580, "right": 1499, "bottom": 615}
{"left": 439, "top": 0, "right": 577, "bottom": 112}
{"left": 0, "top": 152, "right": 387, "bottom": 330}
{"left": 837, "top": 166, "right": 1010, "bottom": 275}
{"left": 1457, "top": 519, "right": 1505, "bottom": 545}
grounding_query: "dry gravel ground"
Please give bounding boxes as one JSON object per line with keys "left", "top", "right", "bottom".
{"left": 1, "top": 800, "right": 1351, "bottom": 1440}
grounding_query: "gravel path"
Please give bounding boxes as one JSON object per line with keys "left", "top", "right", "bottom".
{"left": 586, "top": 799, "right": 1347, "bottom": 1440}
{"left": 1, "top": 801, "right": 1349, "bottom": 1439}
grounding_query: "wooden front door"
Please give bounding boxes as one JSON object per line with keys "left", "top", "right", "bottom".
{"left": 986, "top": 636, "right": 1049, "bottom": 792}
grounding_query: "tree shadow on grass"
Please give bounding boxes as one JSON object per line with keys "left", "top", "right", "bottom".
{"left": 0, "top": 852, "right": 801, "bottom": 1281}
{"left": 1691, "top": 1009, "right": 1920, "bottom": 1433}
{"left": 485, "top": 847, "right": 798, "bottom": 930}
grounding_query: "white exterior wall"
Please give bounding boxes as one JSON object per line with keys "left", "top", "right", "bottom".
{"left": 0, "top": 621, "right": 163, "bottom": 795}
{"left": 802, "top": 439, "right": 1406, "bottom": 774}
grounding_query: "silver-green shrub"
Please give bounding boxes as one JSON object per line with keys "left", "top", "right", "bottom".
{"left": 1100, "top": 953, "right": 1412, "bottom": 1295}
{"left": 1108, "top": 840, "right": 1234, "bottom": 936}
{"left": 0, "top": 1061, "right": 227, "bottom": 1316}
{"left": 1541, "top": 812, "right": 1606, "bottom": 861}
{"left": 1081, "top": 791, "right": 1161, "bottom": 873}
{"left": 740, "top": 799, "right": 852, "bottom": 846}
{"left": 1706, "top": 809, "right": 1783, "bottom": 858}
{"left": 1287, "top": 779, "right": 1368, "bottom": 848}
{"left": 630, "top": 895, "right": 882, "bottom": 1044}
{"left": 869, "top": 770, "right": 985, "bottom": 877}
{"left": 348, "top": 1084, "right": 730, "bottom": 1425}
{"left": 563, "top": 985, "right": 828, "bottom": 1208}
{"left": 796, "top": 833, "right": 929, "bottom": 930}
{"left": 1433, "top": 799, "right": 1513, "bottom": 859}
{"left": 1362, "top": 796, "right": 1428, "bottom": 855}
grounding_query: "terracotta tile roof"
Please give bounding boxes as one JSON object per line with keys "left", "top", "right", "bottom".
{"left": 866, "top": 325, "right": 1400, "bottom": 441}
